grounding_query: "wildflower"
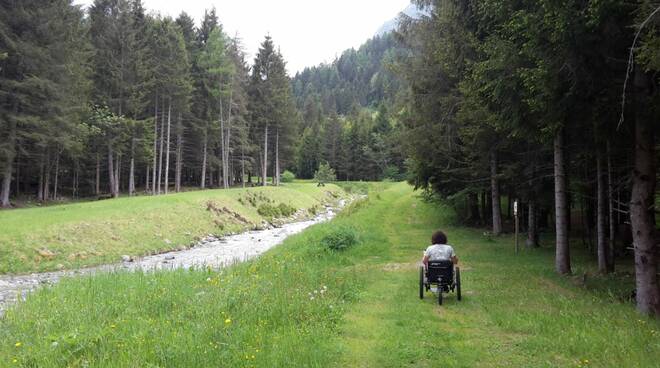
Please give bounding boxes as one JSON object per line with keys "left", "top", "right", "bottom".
{"left": 14, "top": 342, "right": 21, "bottom": 348}
{"left": 225, "top": 318, "right": 232, "bottom": 324}
{"left": 12, "top": 359, "right": 17, "bottom": 363}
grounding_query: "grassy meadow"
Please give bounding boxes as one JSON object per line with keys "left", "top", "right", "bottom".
{"left": 0, "top": 183, "right": 343, "bottom": 274}
{"left": 0, "top": 182, "right": 658, "bottom": 367}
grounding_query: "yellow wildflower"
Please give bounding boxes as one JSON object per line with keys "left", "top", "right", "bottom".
{"left": 14, "top": 342, "right": 21, "bottom": 348}
{"left": 225, "top": 318, "right": 232, "bottom": 324}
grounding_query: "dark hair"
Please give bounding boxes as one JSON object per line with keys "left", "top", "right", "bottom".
{"left": 431, "top": 230, "right": 447, "bottom": 245}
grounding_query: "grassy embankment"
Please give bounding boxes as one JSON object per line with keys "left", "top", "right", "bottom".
{"left": 1, "top": 182, "right": 658, "bottom": 367}
{"left": 0, "top": 183, "right": 343, "bottom": 274}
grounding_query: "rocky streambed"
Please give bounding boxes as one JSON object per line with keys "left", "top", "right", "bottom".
{"left": 0, "top": 200, "right": 344, "bottom": 315}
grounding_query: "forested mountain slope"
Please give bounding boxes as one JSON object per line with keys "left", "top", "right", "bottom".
{"left": 292, "top": 33, "right": 403, "bottom": 116}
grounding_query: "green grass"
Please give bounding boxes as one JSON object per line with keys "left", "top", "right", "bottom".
{"left": 0, "top": 183, "right": 344, "bottom": 274}
{"left": 0, "top": 182, "right": 658, "bottom": 367}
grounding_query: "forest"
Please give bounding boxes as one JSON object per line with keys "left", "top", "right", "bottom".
{"left": 0, "top": 0, "right": 659, "bottom": 321}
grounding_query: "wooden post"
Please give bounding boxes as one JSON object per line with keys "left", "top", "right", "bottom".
{"left": 514, "top": 199, "right": 519, "bottom": 254}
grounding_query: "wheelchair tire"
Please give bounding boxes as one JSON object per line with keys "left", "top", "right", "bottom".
{"left": 438, "top": 289, "right": 443, "bottom": 305}
{"left": 419, "top": 266, "right": 424, "bottom": 299}
{"left": 456, "top": 267, "right": 462, "bottom": 301}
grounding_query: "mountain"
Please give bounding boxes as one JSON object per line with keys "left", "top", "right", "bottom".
{"left": 376, "top": 3, "right": 426, "bottom": 36}
{"left": 292, "top": 32, "right": 404, "bottom": 116}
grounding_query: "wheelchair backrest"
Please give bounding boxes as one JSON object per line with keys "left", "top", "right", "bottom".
{"left": 427, "top": 260, "right": 453, "bottom": 283}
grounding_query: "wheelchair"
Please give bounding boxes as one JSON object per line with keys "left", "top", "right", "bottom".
{"left": 419, "top": 260, "right": 461, "bottom": 305}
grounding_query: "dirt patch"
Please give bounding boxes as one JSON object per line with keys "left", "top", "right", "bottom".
{"left": 206, "top": 201, "right": 251, "bottom": 225}
{"left": 382, "top": 262, "right": 417, "bottom": 272}
{"left": 537, "top": 277, "right": 577, "bottom": 298}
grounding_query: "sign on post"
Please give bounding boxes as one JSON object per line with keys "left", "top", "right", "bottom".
{"left": 514, "top": 200, "right": 519, "bottom": 254}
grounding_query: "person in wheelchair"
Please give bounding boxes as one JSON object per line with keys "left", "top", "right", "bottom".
{"left": 419, "top": 230, "right": 461, "bottom": 304}
{"left": 422, "top": 230, "right": 458, "bottom": 267}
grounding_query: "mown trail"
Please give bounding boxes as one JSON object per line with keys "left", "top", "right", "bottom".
{"left": 333, "top": 183, "right": 658, "bottom": 368}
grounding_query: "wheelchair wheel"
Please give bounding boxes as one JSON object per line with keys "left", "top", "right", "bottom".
{"left": 438, "top": 289, "right": 443, "bottom": 305}
{"left": 419, "top": 266, "right": 424, "bottom": 299}
{"left": 456, "top": 267, "right": 462, "bottom": 301}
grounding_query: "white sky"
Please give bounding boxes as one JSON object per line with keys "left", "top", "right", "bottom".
{"left": 74, "top": 0, "right": 410, "bottom": 74}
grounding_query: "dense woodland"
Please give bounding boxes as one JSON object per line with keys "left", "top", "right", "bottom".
{"left": 394, "top": 0, "right": 660, "bottom": 317}
{"left": 0, "top": 0, "right": 659, "bottom": 317}
{"left": 0, "top": 0, "right": 296, "bottom": 205}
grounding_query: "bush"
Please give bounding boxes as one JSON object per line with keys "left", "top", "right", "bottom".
{"left": 321, "top": 226, "right": 359, "bottom": 251}
{"left": 383, "top": 165, "right": 405, "bottom": 181}
{"left": 258, "top": 202, "right": 297, "bottom": 219}
{"left": 257, "top": 203, "right": 279, "bottom": 219}
{"left": 281, "top": 170, "right": 296, "bottom": 183}
{"left": 277, "top": 203, "right": 296, "bottom": 217}
{"left": 314, "top": 162, "right": 336, "bottom": 186}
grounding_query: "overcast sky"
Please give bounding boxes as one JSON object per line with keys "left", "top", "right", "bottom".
{"left": 74, "top": 0, "right": 410, "bottom": 74}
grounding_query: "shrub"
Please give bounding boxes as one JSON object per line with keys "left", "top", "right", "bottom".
{"left": 321, "top": 226, "right": 359, "bottom": 251}
{"left": 277, "top": 203, "right": 296, "bottom": 217}
{"left": 258, "top": 203, "right": 297, "bottom": 219}
{"left": 281, "top": 170, "right": 296, "bottom": 183}
{"left": 313, "top": 162, "right": 336, "bottom": 186}
{"left": 257, "top": 204, "right": 279, "bottom": 219}
{"left": 383, "top": 165, "right": 405, "bottom": 181}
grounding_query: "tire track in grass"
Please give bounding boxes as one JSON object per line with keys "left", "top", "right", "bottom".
{"left": 334, "top": 184, "right": 529, "bottom": 367}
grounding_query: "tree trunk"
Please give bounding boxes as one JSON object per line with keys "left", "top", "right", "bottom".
{"left": 220, "top": 101, "right": 227, "bottom": 189}
{"left": 96, "top": 152, "right": 101, "bottom": 196}
{"left": 53, "top": 152, "right": 60, "bottom": 201}
{"left": 164, "top": 100, "right": 171, "bottom": 195}
{"left": 38, "top": 155, "right": 45, "bottom": 202}
{"left": 175, "top": 112, "right": 183, "bottom": 193}
{"left": 526, "top": 200, "right": 539, "bottom": 247}
{"left": 152, "top": 96, "right": 158, "bottom": 195}
{"left": 468, "top": 192, "right": 480, "bottom": 224}
{"left": 1, "top": 118, "right": 16, "bottom": 207}
{"left": 201, "top": 131, "right": 207, "bottom": 189}
{"left": 596, "top": 149, "right": 609, "bottom": 273}
{"left": 1, "top": 161, "right": 12, "bottom": 208}
{"left": 115, "top": 154, "right": 121, "bottom": 196}
{"left": 607, "top": 141, "right": 615, "bottom": 272}
{"left": 72, "top": 162, "right": 78, "bottom": 199}
{"left": 490, "top": 150, "right": 503, "bottom": 235}
{"left": 241, "top": 142, "right": 246, "bottom": 189}
{"left": 108, "top": 146, "right": 117, "bottom": 198}
{"left": 157, "top": 97, "right": 165, "bottom": 195}
{"left": 43, "top": 151, "right": 50, "bottom": 201}
{"left": 275, "top": 128, "right": 280, "bottom": 186}
{"left": 631, "top": 69, "right": 659, "bottom": 316}
{"left": 263, "top": 124, "right": 268, "bottom": 186}
{"left": 554, "top": 128, "right": 571, "bottom": 275}
{"left": 129, "top": 139, "right": 135, "bottom": 196}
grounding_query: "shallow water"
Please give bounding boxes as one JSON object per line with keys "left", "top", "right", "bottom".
{"left": 0, "top": 201, "right": 343, "bottom": 315}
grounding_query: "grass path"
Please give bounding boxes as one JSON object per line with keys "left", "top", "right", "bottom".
{"left": 335, "top": 183, "right": 658, "bottom": 368}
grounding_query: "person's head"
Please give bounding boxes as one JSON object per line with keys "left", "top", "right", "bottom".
{"left": 431, "top": 230, "right": 447, "bottom": 245}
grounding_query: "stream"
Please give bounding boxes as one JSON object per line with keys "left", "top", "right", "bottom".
{"left": 0, "top": 200, "right": 344, "bottom": 315}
